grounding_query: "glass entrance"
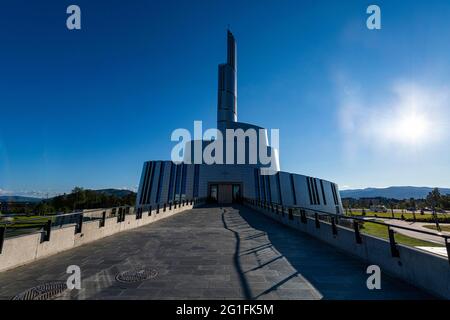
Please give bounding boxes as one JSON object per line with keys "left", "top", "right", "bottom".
{"left": 209, "top": 184, "right": 218, "bottom": 202}
{"left": 232, "top": 184, "right": 241, "bottom": 202}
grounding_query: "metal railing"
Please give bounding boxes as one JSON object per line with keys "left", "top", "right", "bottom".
{"left": 0, "top": 198, "right": 207, "bottom": 254}
{"left": 243, "top": 198, "right": 450, "bottom": 264}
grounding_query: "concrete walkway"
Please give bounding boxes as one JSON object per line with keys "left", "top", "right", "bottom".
{"left": 0, "top": 205, "right": 434, "bottom": 300}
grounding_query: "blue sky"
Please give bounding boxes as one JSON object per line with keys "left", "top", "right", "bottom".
{"left": 1, "top": 0, "right": 450, "bottom": 197}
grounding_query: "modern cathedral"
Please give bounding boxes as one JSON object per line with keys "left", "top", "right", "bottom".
{"left": 136, "top": 31, "right": 343, "bottom": 213}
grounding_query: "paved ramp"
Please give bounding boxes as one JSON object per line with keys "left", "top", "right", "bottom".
{"left": 0, "top": 206, "right": 433, "bottom": 299}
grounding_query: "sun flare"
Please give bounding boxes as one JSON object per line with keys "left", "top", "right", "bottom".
{"left": 394, "top": 111, "right": 430, "bottom": 146}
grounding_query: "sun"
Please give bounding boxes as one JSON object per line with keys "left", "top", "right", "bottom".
{"left": 394, "top": 111, "right": 430, "bottom": 146}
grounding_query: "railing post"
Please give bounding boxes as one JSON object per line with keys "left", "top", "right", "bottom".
{"left": 445, "top": 238, "right": 450, "bottom": 265}
{"left": 169, "top": 202, "right": 172, "bottom": 210}
{"left": 156, "top": 204, "right": 160, "bottom": 214}
{"left": 44, "top": 219, "right": 52, "bottom": 241}
{"left": 135, "top": 208, "right": 140, "bottom": 220}
{"left": 353, "top": 221, "right": 362, "bottom": 244}
{"left": 100, "top": 211, "right": 106, "bottom": 227}
{"left": 300, "top": 210, "right": 307, "bottom": 224}
{"left": 76, "top": 214, "right": 83, "bottom": 234}
{"left": 288, "top": 208, "right": 294, "bottom": 220}
{"left": 0, "top": 226, "right": 5, "bottom": 254}
{"left": 331, "top": 217, "right": 338, "bottom": 236}
{"left": 388, "top": 226, "right": 400, "bottom": 258}
{"left": 315, "top": 212, "right": 320, "bottom": 229}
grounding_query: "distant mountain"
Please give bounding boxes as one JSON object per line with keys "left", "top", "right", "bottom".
{"left": 1, "top": 189, "right": 136, "bottom": 203}
{"left": 0, "top": 195, "right": 42, "bottom": 203}
{"left": 340, "top": 186, "right": 450, "bottom": 200}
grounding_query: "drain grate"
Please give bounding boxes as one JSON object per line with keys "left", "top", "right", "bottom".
{"left": 12, "top": 282, "right": 68, "bottom": 300}
{"left": 115, "top": 267, "right": 158, "bottom": 283}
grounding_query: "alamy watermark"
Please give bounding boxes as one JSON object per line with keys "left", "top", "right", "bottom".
{"left": 367, "top": 5, "right": 381, "bottom": 30}
{"left": 170, "top": 121, "right": 279, "bottom": 175}
{"left": 66, "top": 265, "right": 81, "bottom": 290}
{"left": 366, "top": 265, "right": 381, "bottom": 290}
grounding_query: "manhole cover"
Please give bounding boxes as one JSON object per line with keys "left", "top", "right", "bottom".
{"left": 12, "top": 282, "right": 68, "bottom": 300}
{"left": 115, "top": 267, "right": 158, "bottom": 283}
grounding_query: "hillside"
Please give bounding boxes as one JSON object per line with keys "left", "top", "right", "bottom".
{"left": 340, "top": 186, "right": 450, "bottom": 200}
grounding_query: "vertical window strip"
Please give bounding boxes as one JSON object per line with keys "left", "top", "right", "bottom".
{"left": 167, "top": 162, "right": 175, "bottom": 203}
{"left": 333, "top": 184, "right": 339, "bottom": 205}
{"left": 290, "top": 174, "right": 297, "bottom": 205}
{"left": 180, "top": 164, "right": 187, "bottom": 201}
{"left": 266, "top": 175, "right": 272, "bottom": 203}
{"left": 139, "top": 163, "right": 150, "bottom": 205}
{"left": 142, "top": 162, "right": 153, "bottom": 205}
{"left": 261, "top": 174, "right": 266, "bottom": 202}
{"left": 320, "top": 180, "right": 327, "bottom": 205}
{"left": 174, "top": 164, "right": 181, "bottom": 201}
{"left": 193, "top": 164, "right": 200, "bottom": 198}
{"left": 254, "top": 169, "right": 260, "bottom": 201}
{"left": 145, "top": 162, "right": 156, "bottom": 205}
{"left": 306, "top": 177, "right": 313, "bottom": 205}
{"left": 276, "top": 172, "right": 283, "bottom": 205}
{"left": 313, "top": 178, "right": 320, "bottom": 205}
{"left": 330, "top": 183, "right": 335, "bottom": 204}
{"left": 155, "top": 162, "right": 165, "bottom": 204}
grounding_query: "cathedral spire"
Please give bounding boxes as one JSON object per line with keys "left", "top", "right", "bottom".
{"left": 217, "top": 30, "right": 238, "bottom": 132}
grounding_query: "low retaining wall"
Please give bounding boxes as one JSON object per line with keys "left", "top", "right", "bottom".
{"left": 246, "top": 203, "right": 450, "bottom": 299}
{"left": 0, "top": 203, "right": 194, "bottom": 272}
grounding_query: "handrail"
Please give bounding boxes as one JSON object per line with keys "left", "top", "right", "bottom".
{"left": 292, "top": 205, "right": 450, "bottom": 240}
{"left": 243, "top": 198, "right": 450, "bottom": 242}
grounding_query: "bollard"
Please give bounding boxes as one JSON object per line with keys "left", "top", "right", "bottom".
{"left": 149, "top": 206, "right": 152, "bottom": 216}
{"left": 44, "top": 219, "right": 52, "bottom": 242}
{"left": 300, "top": 210, "right": 307, "bottom": 224}
{"left": 156, "top": 204, "right": 160, "bottom": 214}
{"left": 388, "top": 227, "right": 400, "bottom": 258}
{"left": 100, "top": 211, "right": 106, "bottom": 227}
{"left": 353, "top": 221, "right": 362, "bottom": 244}
{"left": 315, "top": 212, "right": 320, "bottom": 229}
{"left": 169, "top": 202, "right": 172, "bottom": 210}
{"left": 331, "top": 217, "right": 338, "bottom": 236}
{"left": 288, "top": 208, "right": 294, "bottom": 220}
{"left": 0, "top": 226, "right": 5, "bottom": 254}
{"left": 164, "top": 203, "right": 167, "bottom": 212}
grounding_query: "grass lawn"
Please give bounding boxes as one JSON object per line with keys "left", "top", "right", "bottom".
{"left": 423, "top": 225, "right": 450, "bottom": 232}
{"left": 360, "top": 221, "right": 444, "bottom": 247}
{"left": 1, "top": 215, "right": 53, "bottom": 228}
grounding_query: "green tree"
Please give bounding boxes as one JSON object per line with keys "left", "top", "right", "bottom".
{"left": 426, "top": 188, "right": 442, "bottom": 232}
